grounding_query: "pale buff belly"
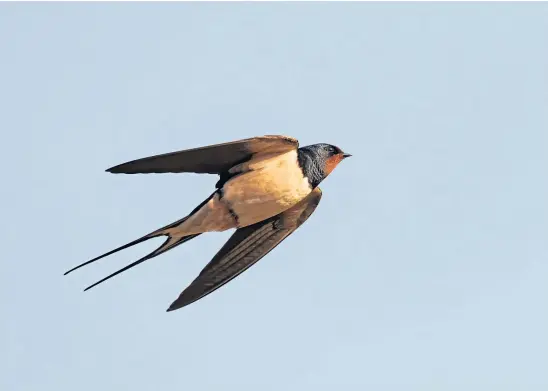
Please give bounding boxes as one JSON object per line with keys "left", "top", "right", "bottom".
{"left": 222, "top": 153, "right": 312, "bottom": 227}
{"left": 169, "top": 150, "right": 312, "bottom": 236}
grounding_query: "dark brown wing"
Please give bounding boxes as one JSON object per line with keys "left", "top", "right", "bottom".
{"left": 167, "top": 187, "right": 323, "bottom": 311}
{"left": 106, "top": 135, "right": 299, "bottom": 174}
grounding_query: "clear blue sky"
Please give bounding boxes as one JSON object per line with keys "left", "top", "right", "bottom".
{"left": 2, "top": 3, "right": 547, "bottom": 390}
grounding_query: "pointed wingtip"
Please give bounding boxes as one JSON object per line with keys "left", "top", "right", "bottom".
{"left": 166, "top": 294, "right": 202, "bottom": 312}
{"left": 106, "top": 163, "right": 141, "bottom": 174}
{"left": 106, "top": 164, "right": 127, "bottom": 173}
{"left": 166, "top": 300, "right": 188, "bottom": 312}
{"left": 166, "top": 299, "right": 182, "bottom": 312}
{"left": 166, "top": 304, "right": 178, "bottom": 312}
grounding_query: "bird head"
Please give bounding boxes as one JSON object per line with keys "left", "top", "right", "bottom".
{"left": 298, "top": 143, "right": 351, "bottom": 187}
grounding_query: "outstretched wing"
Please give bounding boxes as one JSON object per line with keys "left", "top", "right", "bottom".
{"left": 106, "top": 135, "right": 299, "bottom": 175}
{"left": 167, "top": 187, "right": 323, "bottom": 311}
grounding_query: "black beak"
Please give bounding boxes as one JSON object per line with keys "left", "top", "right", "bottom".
{"left": 342, "top": 153, "right": 352, "bottom": 159}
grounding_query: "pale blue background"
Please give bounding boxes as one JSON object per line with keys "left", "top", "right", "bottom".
{"left": 2, "top": 3, "right": 547, "bottom": 390}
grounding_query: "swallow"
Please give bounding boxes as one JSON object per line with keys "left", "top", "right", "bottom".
{"left": 64, "top": 135, "right": 351, "bottom": 311}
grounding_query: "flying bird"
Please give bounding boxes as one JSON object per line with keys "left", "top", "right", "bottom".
{"left": 64, "top": 135, "right": 351, "bottom": 311}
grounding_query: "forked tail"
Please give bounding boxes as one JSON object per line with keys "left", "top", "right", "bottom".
{"left": 64, "top": 193, "right": 218, "bottom": 290}
{"left": 64, "top": 218, "right": 201, "bottom": 291}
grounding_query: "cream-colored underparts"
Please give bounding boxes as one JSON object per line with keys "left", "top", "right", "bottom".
{"left": 223, "top": 150, "right": 312, "bottom": 227}
{"left": 164, "top": 149, "right": 311, "bottom": 236}
{"left": 166, "top": 193, "right": 238, "bottom": 236}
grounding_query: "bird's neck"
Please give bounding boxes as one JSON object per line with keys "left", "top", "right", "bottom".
{"left": 297, "top": 148, "right": 325, "bottom": 188}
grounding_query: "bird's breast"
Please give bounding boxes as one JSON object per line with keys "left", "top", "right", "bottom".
{"left": 221, "top": 150, "right": 312, "bottom": 227}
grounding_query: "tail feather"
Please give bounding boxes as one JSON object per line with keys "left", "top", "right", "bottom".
{"left": 64, "top": 213, "right": 189, "bottom": 277}
{"left": 64, "top": 233, "right": 157, "bottom": 276}
{"left": 64, "top": 217, "right": 201, "bottom": 291}
{"left": 65, "top": 192, "right": 216, "bottom": 290}
{"left": 83, "top": 233, "right": 200, "bottom": 291}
